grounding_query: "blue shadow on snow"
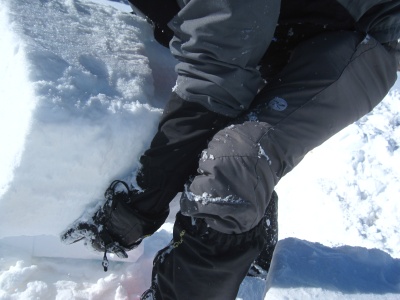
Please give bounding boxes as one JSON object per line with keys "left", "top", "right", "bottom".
{"left": 266, "top": 238, "right": 400, "bottom": 294}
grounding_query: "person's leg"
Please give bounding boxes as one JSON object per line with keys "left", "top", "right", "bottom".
{"left": 248, "top": 191, "right": 278, "bottom": 278}
{"left": 61, "top": 0, "right": 280, "bottom": 260}
{"left": 143, "top": 31, "right": 397, "bottom": 299}
{"left": 61, "top": 93, "right": 232, "bottom": 259}
{"left": 168, "top": 0, "right": 280, "bottom": 118}
{"left": 183, "top": 30, "right": 397, "bottom": 231}
{"left": 142, "top": 212, "right": 267, "bottom": 300}
{"left": 134, "top": 93, "right": 231, "bottom": 215}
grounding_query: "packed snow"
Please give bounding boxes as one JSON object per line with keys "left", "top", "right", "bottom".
{"left": 0, "top": 0, "right": 399, "bottom": 299}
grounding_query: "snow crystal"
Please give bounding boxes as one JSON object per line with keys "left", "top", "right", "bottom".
{"left": 258, "top": 144, "right": 272, "bottom": 165}
{"left": 185, "top": 189, "right": 245, "bottom": 206}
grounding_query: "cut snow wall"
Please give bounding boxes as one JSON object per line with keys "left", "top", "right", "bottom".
{"left": 0, "top": 3, "right": 36, "bottom": 199}
{"left": 0, "top": 0, "right": 161, "bottom": 240}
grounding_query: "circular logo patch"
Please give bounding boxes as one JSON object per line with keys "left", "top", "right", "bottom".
{"left": 268, "top": 97, "right": 288, "bottom": 111}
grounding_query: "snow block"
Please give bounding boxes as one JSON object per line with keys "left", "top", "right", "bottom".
{"left": 0, "top": 0, "right": 162, "bottom": 240}
{"left": 265, "top": 238, "right": 400, "bottom": 299}
{"left": 237, "top": 276, "right": 267, "bottom": 300}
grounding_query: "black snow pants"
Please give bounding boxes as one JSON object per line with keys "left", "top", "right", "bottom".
{"left": 127, "top": 1, "right": 399, "bottom": 299}
{"left": 139, "top": 31, "right": 397, "bottom": 300}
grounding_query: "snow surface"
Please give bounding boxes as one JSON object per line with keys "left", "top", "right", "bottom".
{"left": 0, "top": 0, "right": 399, "bottom": 299}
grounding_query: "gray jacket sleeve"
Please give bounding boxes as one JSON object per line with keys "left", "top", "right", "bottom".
{"left": 169, "top": 0, "right": 280, "bottom": 117}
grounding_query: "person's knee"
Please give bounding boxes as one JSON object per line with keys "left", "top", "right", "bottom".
{"left": 180, "top": 121, "right": 278, "bottom": 234}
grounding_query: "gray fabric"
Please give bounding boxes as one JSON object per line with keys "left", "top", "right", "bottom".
{"left": 175, "top": 0, "right": 187, "bottom": 8}
{"left": 180, "top": 31, "right": 398, "bottom": 234}
{"left": 345, "top": 0, "right": 400, "bottom": 43}
{"left": 336, "top": 0, "right": 393, "bottom": 20}
{"left": 181, "top": 121, "right": 278, "bottom": 233}
{"left": 168, "top": 0, "right": 400, "bottom": 118}
{"left": 333, "top": 0, "right": 400, "bottom": 43}
{"left": 168, "top": 0, "right": 280, "bottom": 117}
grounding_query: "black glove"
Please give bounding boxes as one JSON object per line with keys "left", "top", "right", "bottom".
{"left": 61, "top": 180, "right": 168, "bottom": 271}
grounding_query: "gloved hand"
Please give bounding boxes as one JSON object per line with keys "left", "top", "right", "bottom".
{"left": 61, "top": 180, "right": 167, "bottom": 271}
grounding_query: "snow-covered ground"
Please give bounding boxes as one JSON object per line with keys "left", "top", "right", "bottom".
{"left": 0, "top": 0, "right": 399, "bottom": 299}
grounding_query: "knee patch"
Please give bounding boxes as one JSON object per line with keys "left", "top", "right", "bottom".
{"left": 180, "top": 121, "right": 278, "bottom": 234}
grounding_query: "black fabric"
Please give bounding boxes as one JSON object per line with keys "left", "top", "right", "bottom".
{"left": 248, "top": 191, "right": 279, "bottom": 277}
{"left": 128, "top": 0, "right": 179, "bottom": 47}
{"left": 277, "top": 0, "right": 400, "bottom": 44}
{"left": 104, "top": 197, "right": 168, "bottom": 247}
{"left": 134, "top": 93, "right": 231, "bottom": 215}
{"left": 60, "top": 180, "right": 168, "bottom": 258}
{"left": 260, "top": 0, "right": 356, "bottom": 80}
{"left": 279, "top": 0, "right": 356, "bottom": 28}
{"left": 142, "top": 212, "right": 268, "bottom": 300}
{"left": 356, "top": 2, "right": 400, "bottom": 43}
{"left": 251, "top": 31, "right": 398, "bottom": 181}
{"left": 383, "top": 40, "right": 400, "bottom": 68}
{"left": 179, "top": 121, "right": 277, "bottom": 234}
{"left": 259, "top": 0, "right": 400, "bottom": 79}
